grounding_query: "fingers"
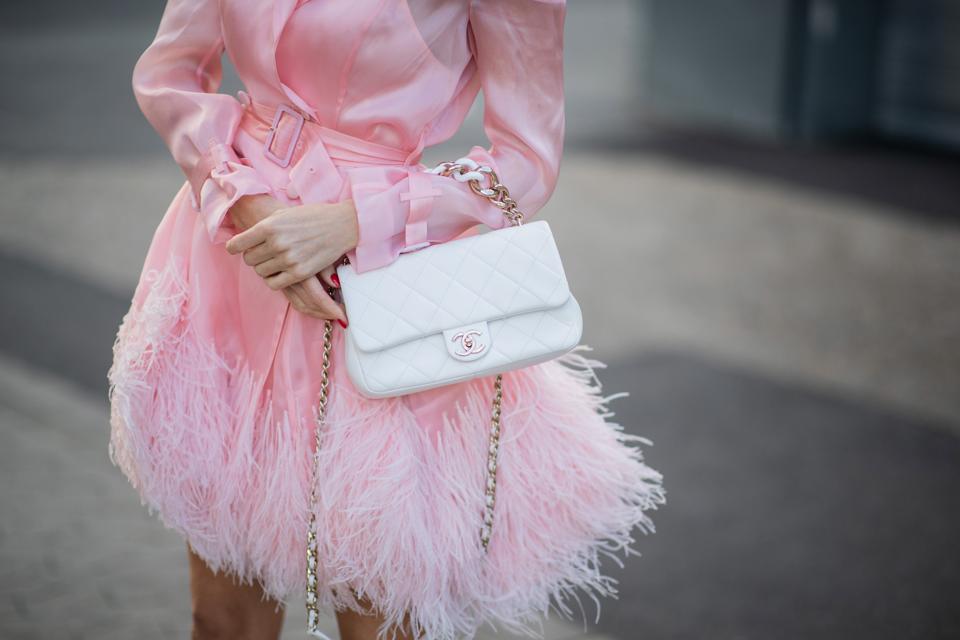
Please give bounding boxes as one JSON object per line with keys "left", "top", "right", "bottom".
{"left": 241, "top": 241, "right": 281, "bottom": 267}
{"left": 283, "top": 282, "right": 330, "bottom": 320}
{"left": 253, "top": 256, "right": 287, "bottom": 279}
{"left": 231, "top": 207, "right": 347, "bottom": 311}
{"left": 265, "top": 268, "right": 304, "bottom": 291}
{"left": 297, "top": 276, "right": 347, "bottom": 324}
{"left": 225, "top": 217, "right": 273, "bottom": 254}
{"left": 262, "top": 262, "right": 323, "bottom": 291}
{"left": 259, "top": 253, "right": 314, "bottom": 290}
{"left": 282, "top": 284, "right": 311, "bottom": 317}
{"left": 318, "top": 264, "right": 341, "bottom": 290}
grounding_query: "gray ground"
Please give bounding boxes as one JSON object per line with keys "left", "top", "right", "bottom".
{"left": 2, "top": 1, "right": 959, "bottom": 639}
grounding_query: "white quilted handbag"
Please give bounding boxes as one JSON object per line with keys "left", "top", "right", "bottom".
{"left": 336, "top": 158, "right": 582, "bottom": 397}
{"left": 304, "top": 158, "right": 582, "bottom": 636}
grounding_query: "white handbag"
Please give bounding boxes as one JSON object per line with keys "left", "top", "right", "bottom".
{"left": 304, "top": 158, "right": 582, "bottom": 636}
{"left": 337, "top": 158, "right": 582, "bottom": 397}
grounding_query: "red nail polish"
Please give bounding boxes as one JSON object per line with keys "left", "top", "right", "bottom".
{"left": 331, "top": 273, "right": 341, "bottom": 287}
{"left": 338, "top": 319, "right": 348, "bottom": 329}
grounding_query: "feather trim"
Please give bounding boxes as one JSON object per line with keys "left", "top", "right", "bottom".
{"left": 107, "top": 260, "right": 665, "bottom": 640}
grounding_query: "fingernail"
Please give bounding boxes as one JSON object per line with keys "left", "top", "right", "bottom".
{"left": 331, "top": 273, "right": 340, "bottom": 287}
{"left": 338, "top": 319, "right": 348, "bottom": 329}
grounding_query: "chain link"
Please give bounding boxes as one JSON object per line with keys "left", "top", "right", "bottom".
{"left": 479, "top": 372, "right": 503, "bottom": 552}
{"left": 428, "top": 161, "right": 525, "bottom": 227}
{"left": 306, "top": 319, "right": 333, "bottom": 636}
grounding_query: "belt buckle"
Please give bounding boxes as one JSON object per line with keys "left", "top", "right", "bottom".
{"left": 264, "top": 104, "right": 305, "bottom": 168}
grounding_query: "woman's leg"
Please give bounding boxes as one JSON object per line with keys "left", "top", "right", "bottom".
{"left": 335, "top": 593, "right": 423, "bottom": 640}
{"left": 188, "top": 544, "right": 285, "bottom": 640}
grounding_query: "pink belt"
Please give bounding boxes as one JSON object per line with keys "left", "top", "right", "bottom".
{"left": 234, "top": 93, "right": 437, "bottom": 246}
{"left": 236, "top": 92, "right": 423, "bottom": 168}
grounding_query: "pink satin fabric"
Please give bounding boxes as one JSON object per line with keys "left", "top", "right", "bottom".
{"left": 107, "top": 2, "right": 664, "bottom": 638}
{"left": 132, "top": 0, "right": 565, "bottom": 269}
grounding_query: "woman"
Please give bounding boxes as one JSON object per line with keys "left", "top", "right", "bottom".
{"left": 107, "top": 1, "right": 665, "bottom": 638}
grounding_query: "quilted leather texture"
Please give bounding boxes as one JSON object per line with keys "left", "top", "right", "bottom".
{"left": 344, "top": 298, "right": 582, "bottom": 398}
{"left": 337, "top": 221, "right": 570, "bottom": 352}
{"left": 337, "top": 220, "right": 583, "bottom": 398}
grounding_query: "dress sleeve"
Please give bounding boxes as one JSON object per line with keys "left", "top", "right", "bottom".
{"left": 344, "top": 0, "right": 566, "bottom": 273}
{"left": 132, "top": 0, "right": 273, "bottom": 244}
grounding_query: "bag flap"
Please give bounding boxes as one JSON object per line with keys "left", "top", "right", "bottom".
{"left": 337, "top": 220, "right": 572, "bottom": 353}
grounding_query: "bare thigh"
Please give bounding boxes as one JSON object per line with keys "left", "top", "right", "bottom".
{"left": 188, "top": 544, "right": 285, "bottom": 640}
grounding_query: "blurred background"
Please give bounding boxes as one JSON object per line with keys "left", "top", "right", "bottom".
{"left": 2, "top": 0, "right": 959, "bottom": 638}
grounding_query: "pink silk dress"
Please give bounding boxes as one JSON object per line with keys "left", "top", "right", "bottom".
{"left": 107, "top": 0, "right": 665, "bottom": 637}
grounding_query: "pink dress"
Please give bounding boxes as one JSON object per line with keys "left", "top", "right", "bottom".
{"left": 107, "top": 0, "right": 665, "bottom": 637}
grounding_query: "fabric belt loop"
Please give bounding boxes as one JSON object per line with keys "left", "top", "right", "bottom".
{"left": 400, "top": 171, "right": 441, "bottom": 251}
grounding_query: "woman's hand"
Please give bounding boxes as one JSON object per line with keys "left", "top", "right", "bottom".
{"left": 280, "top": 270, "right": 347, "bottom": 325}
{"left": 227, "top": 194, "right": 342, "bottom": 323}
{"left": 226, "top": 199, "right": 358, "bottom": 289}
{"left": 224, "top": 199, "right": 359, "bottom": 323}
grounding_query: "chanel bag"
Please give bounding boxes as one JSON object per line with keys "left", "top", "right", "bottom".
{"left": 335, "top": 158, "right": 583, "bottom": 398}
{"left": 304, "top": 159, "right": 582, "bottom": 636}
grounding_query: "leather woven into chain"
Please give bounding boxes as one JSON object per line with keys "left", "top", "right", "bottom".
{"left": 427, "top": 160, "right": 526, "bottom": 227}
{"left": 305, "top": 160, "right": 516, "bottom": 634}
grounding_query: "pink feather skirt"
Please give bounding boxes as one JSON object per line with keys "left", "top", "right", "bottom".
{"left": 107, "top": 183, "right": 665, "bottom": 640}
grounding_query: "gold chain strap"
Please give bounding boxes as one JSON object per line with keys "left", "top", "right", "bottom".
{"left": 306, "top": 160, "right": 520, "bottom": 634}
{"left": 479, "top": 372, "right": 503, "bottom": 552}
{"left": 427, "top": 160, "right": 526, "bottom": 226}
{"left": 305, "top": 333, "right": 504, "bottom": 634}
{"left": 306, "top": 319, "right": 333, "bottom": 635}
